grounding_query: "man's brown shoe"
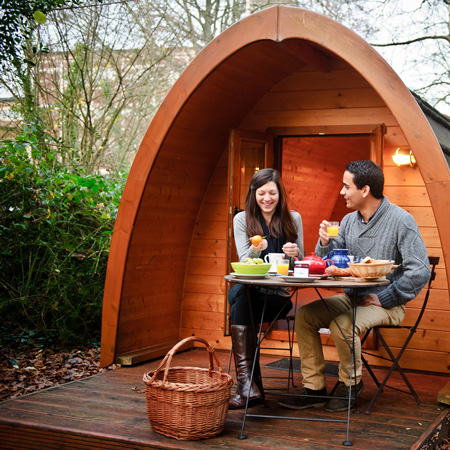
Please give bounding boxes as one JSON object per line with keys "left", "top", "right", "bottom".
{"left": 325, "top": 381, "right": 364, "bottom": 412}
{"left": 278, "top": 386, "right": 327, "bottom": 410}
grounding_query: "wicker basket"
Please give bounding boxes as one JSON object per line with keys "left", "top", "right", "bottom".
{"left": 143, "top": 336, "right": 233, "bottom": 440}
{"left": 348, "top": 260, "right": 394, "bottom": 278}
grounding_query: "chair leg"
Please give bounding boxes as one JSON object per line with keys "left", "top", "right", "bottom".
{"left": 365, "top": 329, "right": 422, "bottom": 414}
{"left": 286, "top": 316, "right": 297, "bottom": 390}
{"left": 376, "top": 330, "right": 422, "bottom": 402}
{"left": 227, "top": 342, "right": 234, "bottom": 374}
{"left": 360, "top": 330, "right": 381, "bottom": 387}
{"left": 364, "top": 257, "right": 438, "bottom": 414}
{"left": 361, "top": 352, "right": 381, "bottom": 388}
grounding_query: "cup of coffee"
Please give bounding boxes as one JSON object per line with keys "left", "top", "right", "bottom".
{"left": 264, "top": 253, "right": 285, "bottom": 272}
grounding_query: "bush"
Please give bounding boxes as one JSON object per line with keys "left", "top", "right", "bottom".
{"left": 0, "top": 130, "right": 125, "bottom": 346}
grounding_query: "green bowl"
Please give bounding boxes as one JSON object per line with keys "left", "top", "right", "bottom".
{"left": 231, "top": 262, "right": 272, "bottom": 274}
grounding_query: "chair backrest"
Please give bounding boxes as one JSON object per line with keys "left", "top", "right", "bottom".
{"left": 412, "top": 256, "right": 439, "bottom": 329}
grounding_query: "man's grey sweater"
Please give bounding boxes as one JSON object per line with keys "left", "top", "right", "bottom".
{"left": 315, "top": 196, "right": 431, "bottom": 309}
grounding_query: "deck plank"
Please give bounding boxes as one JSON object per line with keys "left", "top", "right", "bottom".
{"left": 0, "top": 349, "right": 449, "bottom": 449}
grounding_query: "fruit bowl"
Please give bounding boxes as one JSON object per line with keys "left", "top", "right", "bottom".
{"left": 348, "top": 260, "right": 394, "bottom": 278}
{"left": 231, "top": 262, "right": 272, "bottom": 275}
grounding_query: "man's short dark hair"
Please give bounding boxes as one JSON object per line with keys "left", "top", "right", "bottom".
{"left": 345, "top": 160, "right": 384, "bottom": 199}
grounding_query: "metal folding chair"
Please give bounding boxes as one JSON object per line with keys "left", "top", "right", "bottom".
{"left": 361, "top": 256, "right": 439, "bottom": 414}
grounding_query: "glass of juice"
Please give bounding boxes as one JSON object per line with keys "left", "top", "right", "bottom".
{"left": 327, "top": 221, "right": 340, "bottom": 238}
{"left": 277, "top": 259, "right": 290, "bottom": 275}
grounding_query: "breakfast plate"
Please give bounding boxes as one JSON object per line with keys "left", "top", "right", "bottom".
{"left": 333, "top": 275, "right": 387, "bottom": 282}
{"left": 229, "top": 273, "right": 269, "bottom": 279}
{"left": 278, "top": 275, "right": 316, "bottom": 283}
{"left": 269, "top": 270, "right": 294, "bottom": 274}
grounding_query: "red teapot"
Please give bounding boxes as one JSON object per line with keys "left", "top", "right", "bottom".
{"left": 300, "top": 252, "right": 334, "bottom": 275}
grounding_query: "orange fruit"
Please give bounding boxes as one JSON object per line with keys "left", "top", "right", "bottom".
{"left": 250, "top": 235, "right": 263, "bottom": 246}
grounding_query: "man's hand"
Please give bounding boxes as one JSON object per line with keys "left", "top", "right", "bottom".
{"left": 319, "top": 220, "right": 331, "bottom": 246}
{"left": 357, "top": 294, "right": 382, "bottom": 307}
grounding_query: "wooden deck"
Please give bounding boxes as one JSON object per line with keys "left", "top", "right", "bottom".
{"left": 0, "top": 348, "right": 449, "bottom": 450}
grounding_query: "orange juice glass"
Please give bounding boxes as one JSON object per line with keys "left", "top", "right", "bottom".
{"left": 277, "top": 260, "right": 289, "bottom": 275}
{"left": 327, "top": 221, "right": 340, "bottom": 238}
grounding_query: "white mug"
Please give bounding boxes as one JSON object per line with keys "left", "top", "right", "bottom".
{"left": 264, "top": 253, "right": 285, "bottom": 272}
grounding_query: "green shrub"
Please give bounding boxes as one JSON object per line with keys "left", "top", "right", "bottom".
{"left": 0, "top": 129, "right": 125, "bottom": 346}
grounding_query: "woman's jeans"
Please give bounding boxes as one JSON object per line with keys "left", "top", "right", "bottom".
{"left": 228, "top": 283, "right": 293, "bottom": 326}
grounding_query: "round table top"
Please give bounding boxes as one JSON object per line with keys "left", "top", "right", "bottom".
{"left": 224, "top": 273, "right": 390, "bottom": 289}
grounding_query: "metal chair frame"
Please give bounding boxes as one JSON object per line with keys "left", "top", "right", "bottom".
{"left": 360, "top": 256, "right": 439, "bottom": 414}
{"left": 227, "top": 291, "right": 299, "bottom": 393}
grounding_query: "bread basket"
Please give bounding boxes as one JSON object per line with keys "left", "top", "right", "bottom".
{"left": 348, "top": 260, "right": 395, "bottom": 278}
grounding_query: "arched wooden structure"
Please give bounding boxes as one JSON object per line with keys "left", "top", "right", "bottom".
{"left": 100, "top": 6, "right": 450, "bottom": 372}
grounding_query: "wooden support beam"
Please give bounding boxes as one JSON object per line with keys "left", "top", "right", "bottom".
{"left": 115, "top": 339, "right": 182, "bottom": 366}
{"left": 437, "top": 380, "right": 450, "bottom": 406}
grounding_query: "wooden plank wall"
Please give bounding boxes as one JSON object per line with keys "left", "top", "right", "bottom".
{"left": 180, "top": 60, "right": 449, "bottom": 374}
{"left": 181, "top": 155, "right": 229, "bottom": 346}
{"left": 380, "top": 132, "right": 449, "bottom": 373}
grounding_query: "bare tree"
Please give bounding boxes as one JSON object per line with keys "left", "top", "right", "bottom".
{"left": 4, "top": 0, "right": 446, "bottom": 173}
{"left": 1, "top": 0, "right": 192, "bottom": 173}
{"left": 362, "top": 0, "right": 450, "bottom": 113}
{"left": 34, "top": 1, "right": 189, "bottom": 173}
{"left": 154, "top": 0, "right": 376, "bottom": 52}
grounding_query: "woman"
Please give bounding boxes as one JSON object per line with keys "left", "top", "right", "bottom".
{"left": 228, "top": 168, "right": 304, "bottom": 409}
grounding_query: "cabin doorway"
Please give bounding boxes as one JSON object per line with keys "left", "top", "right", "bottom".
{"left": 279, "top": 135, "right": 372, "bottom": 254}
{"left": 227, "top": 130, "right": 275, "bottom": 265}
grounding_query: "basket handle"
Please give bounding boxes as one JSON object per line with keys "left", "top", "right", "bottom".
{"left": 147, "top": 336, "right": 223, "bottom": 384}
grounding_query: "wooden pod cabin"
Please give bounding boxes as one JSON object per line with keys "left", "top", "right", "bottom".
{"left": 100, "top": 6, "right": 450, "bottom": 375}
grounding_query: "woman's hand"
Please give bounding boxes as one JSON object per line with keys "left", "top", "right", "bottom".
{"left": 282, "top": 242, "right": 299, "bottom": 258}
{"left": 250, "top": 239, "right": 268, "bottom": 253}
{"left": 319, "top": 220, "right": 331, "bottom": 247}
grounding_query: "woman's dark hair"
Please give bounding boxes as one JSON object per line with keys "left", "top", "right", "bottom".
{"left": 345, "top": 160, "right": 384, "bottom": 199}
{"left": 244, "top": 168, "right": 298, "bottom": 242}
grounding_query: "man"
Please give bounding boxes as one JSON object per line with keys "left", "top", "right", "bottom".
{"left": 279, "top": 160, "right": 430, "bottom": 412}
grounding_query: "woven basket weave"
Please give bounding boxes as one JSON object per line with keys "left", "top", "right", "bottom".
{"left": 348, "top": 260, "right": 394, "bottom": 278}
{"left": 143, "top": 336, "right": 233, "bottom": 440}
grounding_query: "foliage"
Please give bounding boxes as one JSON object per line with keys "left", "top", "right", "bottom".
{"left": 0, "top": 0, "right": 91, "bottom": 69}
{"left": 1, "top": 0, "right": 181, "bottom": 174}
{"left": 0, "top": 127, "right": 125, "bottom": 345}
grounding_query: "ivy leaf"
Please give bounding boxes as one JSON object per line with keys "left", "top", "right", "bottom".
{"left": 33, "top": 11, "right": 47, "bottom": 24}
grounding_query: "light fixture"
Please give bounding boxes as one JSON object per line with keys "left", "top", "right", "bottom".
{"left": 392, "top": 148, "right": 416, "bottom": 167}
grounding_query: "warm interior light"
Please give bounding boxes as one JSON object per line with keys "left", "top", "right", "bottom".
{"left": 392, "top": 148, "right": 416, "bottom": 167}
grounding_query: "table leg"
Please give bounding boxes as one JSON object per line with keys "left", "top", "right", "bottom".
{"left": 238, "top": 287, "right": 295, "bottom": 440}
{"left": 238, "top": 285, "right": 266, "bottom": 439}
{"left": 313, "top": 287, "right": 360, "bottom": 446}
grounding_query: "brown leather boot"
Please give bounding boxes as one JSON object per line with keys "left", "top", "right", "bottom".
{"left": 229, "top": 325, "right": 263, "bottom": 409}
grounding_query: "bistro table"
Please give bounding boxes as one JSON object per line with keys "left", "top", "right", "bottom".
{"left": 224, "top": 273, "right": 390, "bottom": 446}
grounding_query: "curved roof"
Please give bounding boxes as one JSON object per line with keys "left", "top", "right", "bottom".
{"left": 100, "top": 6, "right": 450, "bottom": 367}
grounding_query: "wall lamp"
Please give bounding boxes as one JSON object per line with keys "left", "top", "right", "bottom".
{"left": 392, "top": 148, "right": 416, "bottom": 167}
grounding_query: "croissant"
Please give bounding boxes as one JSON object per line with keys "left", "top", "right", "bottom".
{"left": 325, "top": 265, "right": 351, "bottom": 276}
